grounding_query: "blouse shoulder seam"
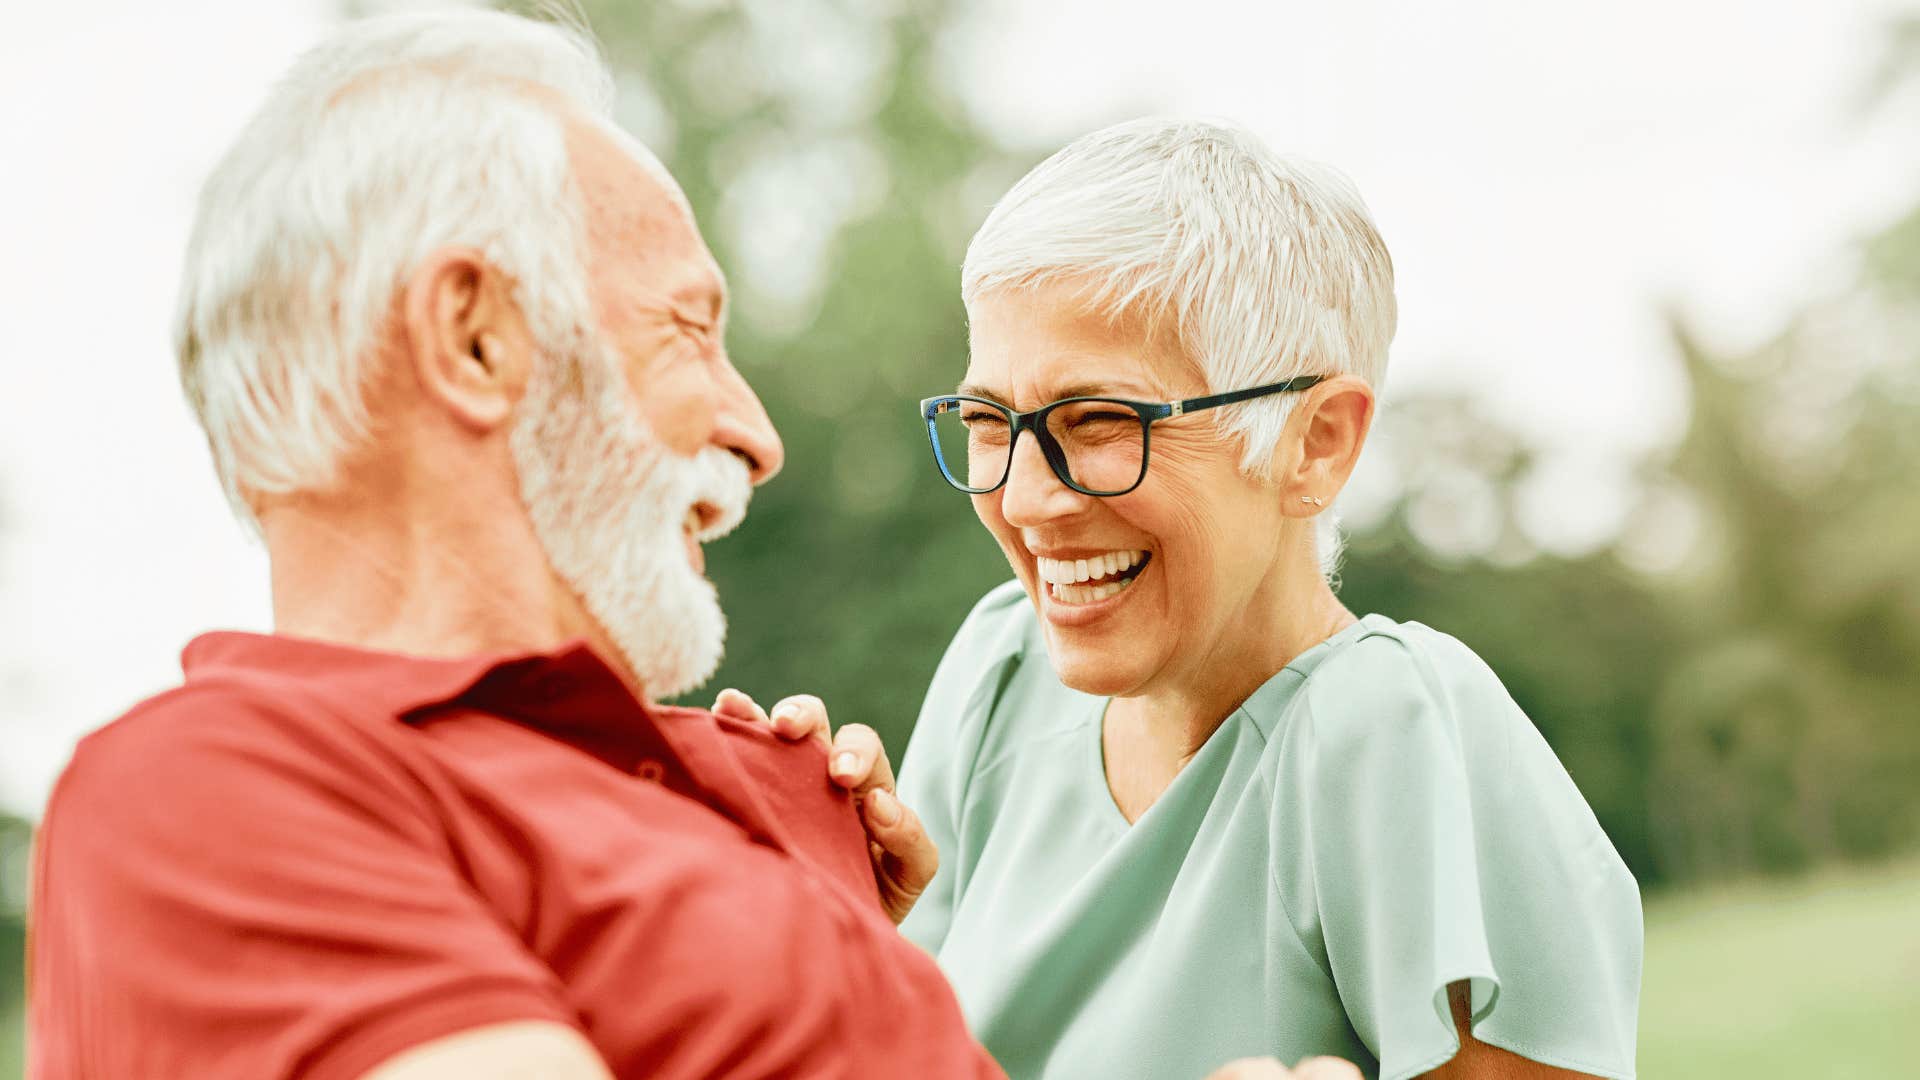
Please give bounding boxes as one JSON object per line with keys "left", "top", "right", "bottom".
{"left": 947, "top": 580, "right": 1039, "bottom": 816}
{"left": 1260, "top": 749, "right": 1339, "bottom": 986}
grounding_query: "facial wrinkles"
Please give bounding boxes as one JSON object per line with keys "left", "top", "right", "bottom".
{"left": 510, "top": 322, "right": 751, "bottom": 699}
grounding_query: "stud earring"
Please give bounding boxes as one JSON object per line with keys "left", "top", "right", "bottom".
{"left": 1300, "top": 496, "right": 1326, "bottom": 507}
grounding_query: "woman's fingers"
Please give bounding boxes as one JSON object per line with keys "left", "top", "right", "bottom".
{"left": 766, "top": 694, "right": 832, "bottom": 744}
{"left": 710, "top": 694, "right": 930, "bottom": 924}
{"left": 710, "top": 687, "right": 768, "bottom": 725}
{"left": 862, "top": 788, "right": 938, "bottom": 921}
{"left": 1200, "top": 1058, "right": 1291, "bottom": 1080}
{"left": 827, "top": 723, "right": 894, "bottom": 792}
{"left": 714, "top": 689, "right": 833, "bottom": 747}
{"left": 1288, "top": 1058, "right": 1362, "bottom": 1080}
{"left": 1198, "top": 1056, "right": 1360, "bottom": 1080}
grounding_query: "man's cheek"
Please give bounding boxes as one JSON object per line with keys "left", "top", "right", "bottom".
{"left": 634, "top": 379, "right": 719, "bottom": 456}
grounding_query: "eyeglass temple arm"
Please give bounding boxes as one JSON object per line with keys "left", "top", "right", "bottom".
{"left": 1168, "top": 375, "right": 1326, "bottom": 417}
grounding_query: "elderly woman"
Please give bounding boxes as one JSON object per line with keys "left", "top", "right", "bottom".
{"left": 882, "top": 119, "right": 1642, "bottom": 1080}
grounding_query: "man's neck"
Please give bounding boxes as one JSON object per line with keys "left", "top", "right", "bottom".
{"left": 260, "top": 498, "right": 607, "bottom": 668}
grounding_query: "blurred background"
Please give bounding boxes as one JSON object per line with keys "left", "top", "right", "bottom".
{"left": 4, "top": 0, "right": 1919, "bottom": 1074}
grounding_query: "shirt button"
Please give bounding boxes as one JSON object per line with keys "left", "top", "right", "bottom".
{"left": 635, "top": 759, "right": 667, "bottom": 783}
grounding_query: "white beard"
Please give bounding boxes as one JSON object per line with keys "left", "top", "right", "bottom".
{"left": 509, "top": 332, "right": 752, "bottom": 699}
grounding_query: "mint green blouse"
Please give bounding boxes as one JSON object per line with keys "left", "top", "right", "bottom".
{"left": 899, "top": 582, "right": 1642, "bottom": 1080}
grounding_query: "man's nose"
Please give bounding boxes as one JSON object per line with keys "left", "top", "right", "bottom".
{"left": 712, "top": 359, "right": 783, "bottom": 485}
{"left": 998, "top": 430, "right": 1084, "bottom": 526}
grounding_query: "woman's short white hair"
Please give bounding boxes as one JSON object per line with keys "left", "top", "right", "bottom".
{"left": 174, "top": 7, "right": 616, "bottom": 525}
{"left": 962, "top": 118, "right": 1397, "bottom": 575}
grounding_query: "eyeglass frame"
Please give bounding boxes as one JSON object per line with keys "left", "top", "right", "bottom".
{"left": 918, "top": 374, "right": 1327, "bottom": 497}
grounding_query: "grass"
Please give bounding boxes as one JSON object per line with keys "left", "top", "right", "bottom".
{"left": 2, "top": 859, "right": 1915, "bottom": 1078}
{"left": 1638, "top": 856, "right": 1920, "bottom": 1077}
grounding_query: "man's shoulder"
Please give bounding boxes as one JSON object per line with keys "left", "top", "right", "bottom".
{"left": 82, "top": 670, "right": 370, "bottom": 757}
{"left": 54, "top": 674, "right": 408, "bottom": 829}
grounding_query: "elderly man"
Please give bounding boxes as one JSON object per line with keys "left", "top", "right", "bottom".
{"left": 28, "top": 9, "right": 1348, "bottom": 1080}
{"left": 26, "top": 9, "right": 986, "bottom": 1080}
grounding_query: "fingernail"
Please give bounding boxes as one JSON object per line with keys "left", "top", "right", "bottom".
{"left": 834, "top": 752, "right": 858, "bottom": 778}
{"left": 771, "top": 704, "right": 799, "bottom": 726}
{"left": 867, "top": 788, "right": 900, "bottom": 826}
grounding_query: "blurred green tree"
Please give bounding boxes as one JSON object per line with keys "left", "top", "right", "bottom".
{"left": 1628, "top": 25, "right": 1920, "bottom": 879}
{"left": 2, "top": 810, "right": 27, "bottom": 1079}
{"left": 1638, "top": 304, "right": 1920, "bottom": 879}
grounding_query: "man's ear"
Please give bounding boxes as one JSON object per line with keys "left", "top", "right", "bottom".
{"left": 401, "top": 247, "right": 533, "bottom": 433}
{"left": 1278, "top": 374, "right": 1375, "bottom": 515}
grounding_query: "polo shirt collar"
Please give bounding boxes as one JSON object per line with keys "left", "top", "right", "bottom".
{"left": 179, "top": 630, "right": 638, "bottom": 726}
{"left": 179, "top": 629, "right": 820, "bottom": 876}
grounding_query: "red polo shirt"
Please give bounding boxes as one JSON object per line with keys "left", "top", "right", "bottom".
{"left": 28, "top": 632, "right": 1003, "bottom": 1080}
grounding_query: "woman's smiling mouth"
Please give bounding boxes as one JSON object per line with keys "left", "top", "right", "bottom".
{"left": 1036, "top": 549, "right": 1151, "bottom": 605}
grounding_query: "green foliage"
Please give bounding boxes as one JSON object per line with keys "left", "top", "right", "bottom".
{"left": 2, "top": 810, "right": 27, "bottom": 1079}
{"left": 1636, "top": 309, "right": 1920, "bottom": 881}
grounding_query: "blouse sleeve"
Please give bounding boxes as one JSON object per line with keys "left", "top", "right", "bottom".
{"left": 1274, "top": 632, "right": 1642, "bottom": 1080}
{"left": 898, "top": 580, "right": 1030, "bottom": 955}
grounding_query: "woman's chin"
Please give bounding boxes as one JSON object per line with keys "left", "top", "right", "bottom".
{"left": 1043, "top": 638, "right": 1153, "bottom": 699}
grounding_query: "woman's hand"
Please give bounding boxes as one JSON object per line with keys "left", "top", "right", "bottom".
{"left": 1202, "top": 1057, "right": 1362, "bottom": 1080}
{"left": 711, "top": 688, "right": 938, "bottom": 925}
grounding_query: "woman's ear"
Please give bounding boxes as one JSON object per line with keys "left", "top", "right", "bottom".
{"left": 401, "top": 247, "right": 534, "bottom": 433}
{"left": 1280, "top": 374, "right": 1375, "bottom": 514}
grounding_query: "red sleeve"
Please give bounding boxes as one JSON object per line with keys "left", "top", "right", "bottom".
{"left": 703, "top": 711, "right": 875, "bottom": 899}
{"left": 27, "top": 686, "right": 578, "bottom": 1080}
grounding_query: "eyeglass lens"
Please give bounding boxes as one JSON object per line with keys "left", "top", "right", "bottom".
{"left": 930, "top": 400, "right": 1147, "bottom": 494}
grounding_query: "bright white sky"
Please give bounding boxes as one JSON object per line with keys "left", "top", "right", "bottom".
{"left": 2, "top": 0, "right": 1917, "bottom": 816}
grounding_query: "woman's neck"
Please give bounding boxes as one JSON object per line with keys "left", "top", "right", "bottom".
{"left": 1101, "top": 573, "right": 1355, "bottom": 822}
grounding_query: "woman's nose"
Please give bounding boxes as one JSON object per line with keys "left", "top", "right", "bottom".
{"left": 998, "top": 432, "right": 1085, "bottom": 526}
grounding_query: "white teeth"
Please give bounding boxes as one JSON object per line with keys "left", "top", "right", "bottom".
{"left": 1048, "top": 576, "right": 1136, "bottom": 605}
{"left": 1035, "top": 549, "right": 1149, "bottom": 586}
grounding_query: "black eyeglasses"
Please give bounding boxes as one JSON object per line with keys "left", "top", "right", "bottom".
{"left": 918, "top": 374, "right": 1325, "bottom": 497}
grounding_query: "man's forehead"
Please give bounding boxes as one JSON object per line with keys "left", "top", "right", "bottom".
{"left": 565, "top": 114, "right": 699, "bottom": 250}
{"left": 560, "top": 112, "right": 726, "bottom": 316}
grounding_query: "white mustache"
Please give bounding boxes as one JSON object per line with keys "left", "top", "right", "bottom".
{"left": 682, "top": 447, "right": 753, "bottom": 543}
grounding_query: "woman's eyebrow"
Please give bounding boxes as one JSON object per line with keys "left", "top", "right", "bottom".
{"left": 956, "top": 383, "right": 1009, "bottom": 403}
{"left": 1050, "top": 382, "right": 1151, "bottom": 400}
{"left": 954, "top": 382, "right": 1158, "bottom": 405}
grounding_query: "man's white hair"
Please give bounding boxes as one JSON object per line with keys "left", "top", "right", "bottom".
{"left": 173, "top": 7, "right": 616, "bottom": 524}
{"left": 962, "top": 118, "right": 1397, "bottom": 575}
